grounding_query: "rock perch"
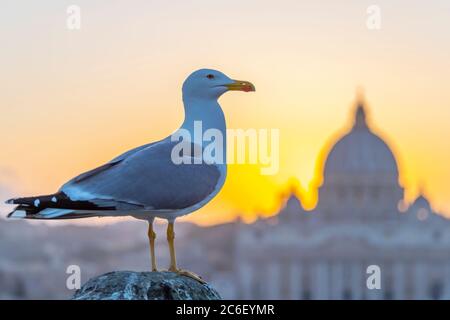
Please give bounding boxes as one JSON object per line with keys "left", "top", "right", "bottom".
{"left": 72, "top": 271, "right": 221, "bottom": 300}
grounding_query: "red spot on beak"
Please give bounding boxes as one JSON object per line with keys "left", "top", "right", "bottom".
{"left": 243, "top": 85, "right": 252, "bottom": 92}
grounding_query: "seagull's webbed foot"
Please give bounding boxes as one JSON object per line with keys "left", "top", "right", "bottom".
{"left": 169, "top": 267, "right": 206, "bottom": 284}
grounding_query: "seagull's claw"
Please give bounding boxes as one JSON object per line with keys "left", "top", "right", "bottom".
{"left": 169, "top": 268, "right": 206, "bottom": 284}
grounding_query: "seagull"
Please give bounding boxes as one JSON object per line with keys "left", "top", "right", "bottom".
{"left": 6, "top": 69, "right": 255, "bottom": 282}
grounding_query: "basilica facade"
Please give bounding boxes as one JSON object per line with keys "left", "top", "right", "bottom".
{"left": 231, "top": 100, "right": 450, "bottom": 300}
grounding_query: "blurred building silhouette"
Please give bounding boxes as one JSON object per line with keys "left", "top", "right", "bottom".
{"left": 231, "top": 99, "right": 450, "bottom": 299}
{"left": 1, "top": 98, "right": 449, "bottom": 300}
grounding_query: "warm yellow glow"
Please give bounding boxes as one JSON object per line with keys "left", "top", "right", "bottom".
{"left": 1, "top": 1, "right": 450, "bottom": 226}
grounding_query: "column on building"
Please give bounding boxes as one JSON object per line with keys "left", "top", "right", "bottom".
{"left": 289, "top": 263, "right": 302, "bottom": 300}
{"left": 265, "top": 262, "right": 282, "bottom": 299}
{"left": 445, "top": 262, "right": 450, "bottom": 299}
{"left": 413, "top": 262, "right": 427, "bottom": 299}
{"left": 393, "top": 262, "right": 405, "bottom": 299}
{"left": 314, "top": 262, "right": 329, "bottom": 299}
{"left": 331, "top": 262, "right": 344, "bottom": 299}
{"left": 238, "top": 263, "right": 253, "bottom": 299}
{"left": 351, "top": 263, "right": 363, "bottom": 300}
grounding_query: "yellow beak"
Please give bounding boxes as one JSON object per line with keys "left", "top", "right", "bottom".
{"left": 225, "top": 80, "right": 256, "bottom": 92}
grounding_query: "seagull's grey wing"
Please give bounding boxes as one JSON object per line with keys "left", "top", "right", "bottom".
{"left": 61, "top": 140, "right": 221, "bottom": 210}
{"left": 109, "top": 141, "right": 158, "bottom": 162}
{"left": 63, "top": 141, "right": 160, "bottom": 185}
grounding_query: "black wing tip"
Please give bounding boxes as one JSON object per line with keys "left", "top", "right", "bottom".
{"left": 5, "top": 198, "right": 16, "bottom": 204}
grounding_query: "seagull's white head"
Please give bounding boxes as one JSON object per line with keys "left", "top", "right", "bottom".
{"left": 182, "top": 68, "right": 255, "bottom": 101}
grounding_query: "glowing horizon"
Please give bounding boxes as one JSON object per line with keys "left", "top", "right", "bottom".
{"left": 1, "top": 1, "right": 450, "bottom": 226}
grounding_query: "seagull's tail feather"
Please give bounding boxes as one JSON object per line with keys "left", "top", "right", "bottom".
{"left": 7, "top": 206, "right": 98, "bottom": 220}
{"left": 6, "top": 192, "right": 115, "bottom": 220}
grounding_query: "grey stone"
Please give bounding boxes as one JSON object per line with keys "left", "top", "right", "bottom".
{"left": 72, "top": 271, "right": 222, "bottom": 300}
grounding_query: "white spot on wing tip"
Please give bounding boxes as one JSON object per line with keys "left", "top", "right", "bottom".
{"left": 34, "top": 199, "right": 40, "bottom": 207}
{"left": 51, "top": 196, "right": 57, "bottom": 203}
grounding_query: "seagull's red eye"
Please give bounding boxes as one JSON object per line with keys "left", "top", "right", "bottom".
{"left": 206, "top": 74, "right": 215, "bottom": 79}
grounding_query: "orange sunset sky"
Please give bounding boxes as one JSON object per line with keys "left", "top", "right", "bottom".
{"left": 1, "top": 0, "right": 449, "bottom": 225}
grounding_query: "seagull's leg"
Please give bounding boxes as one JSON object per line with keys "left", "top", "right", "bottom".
{"left": 167, "top": 221, "right": 177, "bottom": 271}
{"left": 147, "top": 218, "right": 157, "bottom": 272}
{"left": 166, "top": 221, "right": 206, "bottom": 284}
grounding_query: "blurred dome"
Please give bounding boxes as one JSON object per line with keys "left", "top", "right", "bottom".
{"left": 317, "top": 98, "right": 404, "bottom": 220}
{"left": 323, "top": 103, "right": 399, "bottom": 180}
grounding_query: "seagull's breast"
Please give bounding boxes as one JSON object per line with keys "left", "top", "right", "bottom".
{"left": 152, "top": 163, "right": 226, "bottom": 220}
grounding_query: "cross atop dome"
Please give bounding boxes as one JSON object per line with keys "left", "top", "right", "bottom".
{"left": 353, "top": 88, "right": 368, "bottom": 129}
{"left": 418, "top": 181, "right": 427, "bottom": 196}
